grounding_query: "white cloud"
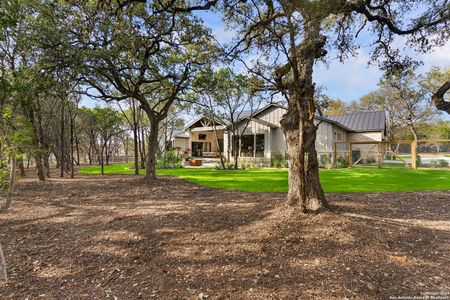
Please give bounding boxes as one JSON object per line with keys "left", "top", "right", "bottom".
{"left": 314, "top": 49, "right": 382, "bottom": 102}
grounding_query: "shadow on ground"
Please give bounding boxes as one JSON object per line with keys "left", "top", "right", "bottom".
{"left": 0, "top": 172, "right": 448, "bottom": 299}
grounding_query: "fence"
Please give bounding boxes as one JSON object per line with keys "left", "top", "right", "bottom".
{"left": 334, "top": 139, "right": 450, "bottom": 169}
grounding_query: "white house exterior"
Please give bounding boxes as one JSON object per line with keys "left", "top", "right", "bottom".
{"left": 171, "top": 104, "right": 386, "bottom": 162}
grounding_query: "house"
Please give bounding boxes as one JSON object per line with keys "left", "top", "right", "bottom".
{"left": 171, "top": 104, "right": 386, "bottom": 163}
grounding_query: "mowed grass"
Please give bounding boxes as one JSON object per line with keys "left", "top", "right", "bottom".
{"left": 79, "top": 163, "right": 450, "bottom": 193}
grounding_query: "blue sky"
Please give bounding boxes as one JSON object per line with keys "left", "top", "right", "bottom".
{"left": 201, "top": 10, "right": 450, "bottom": 102}
{"left": 82, "top": 10, "right": 450, "bottom": 107}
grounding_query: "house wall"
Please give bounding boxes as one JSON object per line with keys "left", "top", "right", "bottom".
{"left": 172, "top": 138, "right": 189, "bottom": 150}
{"left": 348, "top": 131, "right": 383, "bottom": 142}
{"left": 188, "top": 130, "right": 224, "bottom": 153}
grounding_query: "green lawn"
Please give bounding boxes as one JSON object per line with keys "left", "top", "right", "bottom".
{"left": 79, "top": 163, "right": 450, "bottom": 193}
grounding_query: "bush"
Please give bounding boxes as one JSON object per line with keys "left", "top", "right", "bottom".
{"left": 335, "top": 156, "right": 349, "bottom": 168}
{"left": 365, "top": 156, "right": 376, "bottom": 164}
{"left": 271, "top": 153, "right": 285, "bottom": 168}
{"left": 429, "top": 159, "right": 449, "bottom": 168}
{"left": 319, "top": 154, "right": 332, "bottom": 169}
{"left": 215, "top": 162, "right": 236, "bottom": 170}
{"left": 416, "top": 155, "right": 422, "bottom": 167}
{"left": 157, "top": 150, "right": 182, "bottom": 169}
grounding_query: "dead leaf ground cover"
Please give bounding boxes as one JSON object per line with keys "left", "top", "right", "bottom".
{"left": 0, "top": 172, "right": 449, "bottom": 299}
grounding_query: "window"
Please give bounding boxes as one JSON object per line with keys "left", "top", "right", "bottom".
{"left": 198, "top": 134, "right": 207, "bottom": 140}
{"left": 334, "top": 132, "right": 343, "bottom": 141}
{"left": 240, "top": 135, "right": 254, "bottom": 157}
{"left": 255, "top": 134, "right": 265, "bottom": 157}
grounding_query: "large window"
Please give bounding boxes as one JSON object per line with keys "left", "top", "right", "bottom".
{"left": 255, "top": 134, "right": 265, "bottom": 157}
{"left": 241, "top": 135, "right": 254, "bottom": 157}
{"left": 238, "top": 134, "right": 265, "bottom": 157}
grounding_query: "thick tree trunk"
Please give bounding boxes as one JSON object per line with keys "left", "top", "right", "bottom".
{"left": 34, "top": 152, "right": 46, "bottom": 181}
{"left": 280, "top": 17, "right": 328, "bottom": 212}
{"left": 144, "top": 119, "right": 159, "bottom": 181}
{"left": 140, "top": 126, "right": 146, "bottom": 169}
{"left": 284, "top": 118, "right": 326, "bottom": 211}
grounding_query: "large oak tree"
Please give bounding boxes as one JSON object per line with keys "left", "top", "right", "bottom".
{"left": 221, "top": 0, "right": 449, "bottom": 211}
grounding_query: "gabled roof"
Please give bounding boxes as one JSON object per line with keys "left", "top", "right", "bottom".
{"left": 326, "top": 111, "right": 386, "bottom": 132}
{"left": 173, "top": 129, "right": 189, "bottom": 138}
{"left": 184, "top": 116, "right": 225, "bottom": 131}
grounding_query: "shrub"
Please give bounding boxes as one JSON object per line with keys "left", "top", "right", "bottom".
{"left": 157, "top": 150, "right": 182, "bottom": 169}
{"left": 319, "top": 154, "right": 332, "bottom": 169}
{"left": 271, "top": 153, "right": 285, "bottom": 168}
{"left": 365, "top": 156, "right": 376, "bottom": 164}
{"left": 335, "top": 156, "right": 349, "bottom": 168}
{"left": 215, "top": 163, "right": 234, "bottom": 170}
{"left": 416, "top": 155, "right": 421, "bottom": 167}
{"left": 429, "top": 159, "right": 449, "bottom": 168}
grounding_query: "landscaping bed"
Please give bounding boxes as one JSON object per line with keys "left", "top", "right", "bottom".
{"left": 0, "top": 173, "right": 449, "bottom": 299}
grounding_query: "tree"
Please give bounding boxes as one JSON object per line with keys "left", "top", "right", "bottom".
{"left": 192, "top": 67, "right": 264, "bottom": 169}
{"left": 222, "top": 0, "right": 449, "bottom": 211}
{"left": 91, "top": 107, "right": 123, "bottom": 176}
{"left": 43, "top": 1, "right": 216, "bottom": 181}
{"left": 384, "top": 70, "right": 439, "bottom": 140}
{"left": 321, "top": 99, "right": 349, "bottom": 116}
{"left": 421, "top": 66, "right": 450, "bottom": 113}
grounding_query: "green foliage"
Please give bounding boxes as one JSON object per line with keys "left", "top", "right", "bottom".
{"left": 271, "top": 153, "right": 285, "bottom": 168}
{"left": 215, "top": 162, "right": 236, "bottom": 170}
{"left": 416, "top": 155, "right": 422, "bottom": 167}
{"left": 429, "top": 159, "right": 449, "bottom": 168}
{"left": 319, "top": 154, "right": 332, "bottom": 169}
{"left": 157, "top": 150, "right": 182, "bottom": 169}
{"left": 365, "top": 156, "right": 376, "bottom": 164}
{"left": 335, "top": 156, "right": 349, "bottom": 168}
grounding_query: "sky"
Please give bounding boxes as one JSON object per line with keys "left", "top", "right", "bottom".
{"left": 81, "top": 9, "right": 450, "bottom": 108}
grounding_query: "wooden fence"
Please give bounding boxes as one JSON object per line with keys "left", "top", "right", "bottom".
{"left": 334, "top": 139, "right": 450, "bottom": 169}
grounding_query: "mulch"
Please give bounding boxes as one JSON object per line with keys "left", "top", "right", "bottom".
{"left": 0, "top": 171, "right": 449, "bottom": 299}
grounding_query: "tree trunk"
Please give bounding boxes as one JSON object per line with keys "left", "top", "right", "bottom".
{"left": 284, "top": 116, "right": 326, "bottom": 211}
{"left": 133, "top": 124, "right": 139, "bottom": 175}
{"left": 144, "top": 119, "right": 159, "bottom": 181}
{"left": 18, "top": 156, "right": 26, "bottom": 177}
{"left": 60, "top": 100, "right": 65, "bottom": 178}
{"left": 280, "top": 17, "right": 328, "bottom": 212}
{"left": 43, "top": 152, "right": 51, "bottom": 178}
{"left": 100, "top": 142, "right": 105, "bottom": 176}
{"left": 34, "top": 152, "right": 46, "bottom": 181}
{"left": 140, "top": 126, "right": 146, "bottom": 169}
{"left": 70, "top": 115, "right": 75, "bottom": 178}
{"left": 75, "top": 136, "right": 80, "bottom": 166}
{"left": 0, "top": 155, "right": 17, "bottom": 212}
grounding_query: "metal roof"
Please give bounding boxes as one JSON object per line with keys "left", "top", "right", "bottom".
{"left": 325, "top": 111, "right": 386, "bottom": 132}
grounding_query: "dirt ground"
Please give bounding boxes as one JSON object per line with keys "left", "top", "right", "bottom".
{"left": 0, "top": 171, "right": 449, "bottom": 299}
